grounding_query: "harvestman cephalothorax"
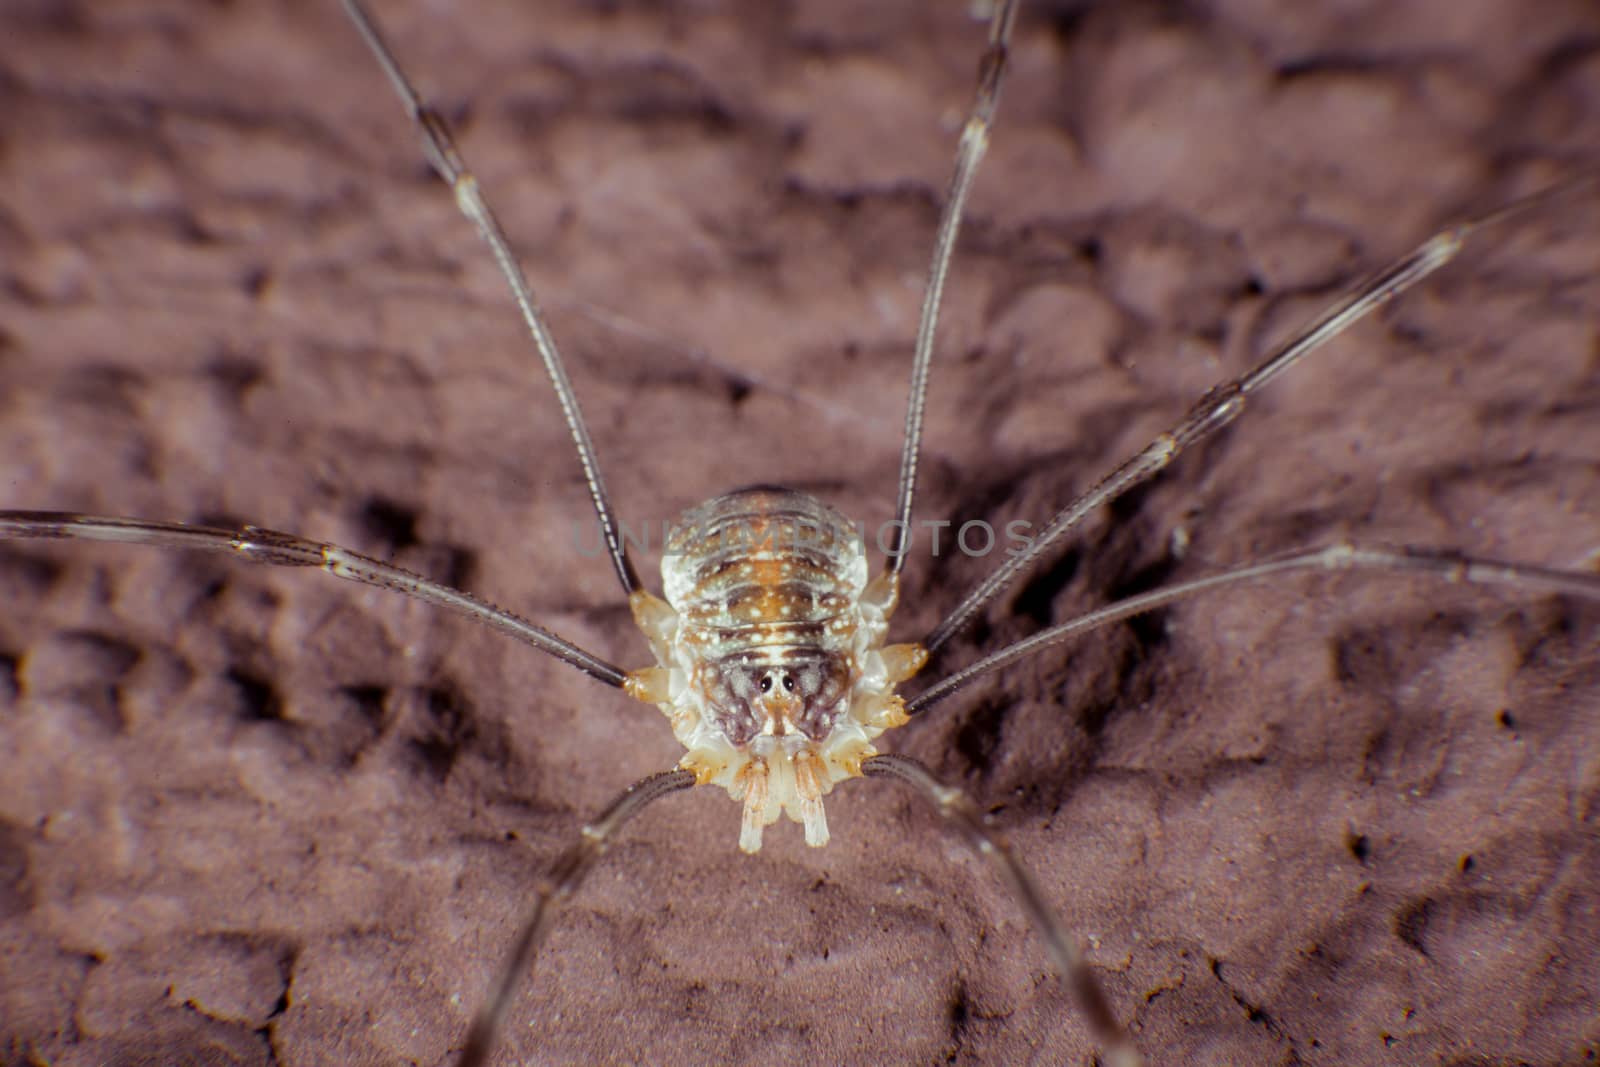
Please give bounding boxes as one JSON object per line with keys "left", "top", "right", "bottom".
{"left": 1, "top": 0, "right": 1598, "bottom": 1063}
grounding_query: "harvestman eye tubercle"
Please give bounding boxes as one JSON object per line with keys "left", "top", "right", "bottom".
{"left": 1, "top": 1, "right": 1597, "bottom": 1064}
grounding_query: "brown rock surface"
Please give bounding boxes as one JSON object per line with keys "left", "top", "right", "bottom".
{"left": 1, "top": 2, "right": 1597, "bottom": 1065}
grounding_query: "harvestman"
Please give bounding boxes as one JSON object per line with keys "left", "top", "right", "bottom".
{"left": 2, "top": 1, "right": 1598, "bottom": 1064}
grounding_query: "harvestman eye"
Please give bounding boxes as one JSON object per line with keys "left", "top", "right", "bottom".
{"left": 0, "top": 1, "right": 1596, "bottom": 1064}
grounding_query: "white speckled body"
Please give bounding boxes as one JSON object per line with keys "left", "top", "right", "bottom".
{"left": 628, "top": 486, "right": 924, "bottom": 851}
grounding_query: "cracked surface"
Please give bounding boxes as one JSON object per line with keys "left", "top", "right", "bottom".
{"left": 1, "top": 1, "right": 1598, "bottom": 1065}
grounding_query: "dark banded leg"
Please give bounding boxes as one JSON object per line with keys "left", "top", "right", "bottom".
{"left": 885, "top": 0, "right": 1020, "bottom": 575}
{"left": 922, "top": 174, "right": 1596, "bottom": 653}
{"left": 910, "top": 542, "right": 1600, "bottom": 715}
{"left": 458, "top": 768, "right": 697, "bottom": 1067}
{"left": 0, "top": 511, "right": 626, "bottom": 688}
{"left": 339, "top": 0, "right": 641, "bottom": 596}
{"left": 860, "top": 753, "right": 1141, "bottom": 1067}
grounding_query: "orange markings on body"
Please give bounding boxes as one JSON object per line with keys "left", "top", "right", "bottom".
{"left": 728, "top": 557, "right": 813, "bottom": 624}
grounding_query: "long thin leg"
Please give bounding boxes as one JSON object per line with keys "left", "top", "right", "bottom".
{"left": 339, "top": 0, "right": 641, "bottom": 596}
{"left": 859, "top": 753, "right": 1141, "bottom": 1067}
{"left": 886, "top": 0, "right": 1020, "bottom": 576}
{"left": 0, "top": 512, "right": 627, "bottom": 688}
{"left": 923, "top": 174, "right": 1596, "bottom": 652}
{"left": 910, "top": 542, "right": 1600, "bottom": 715}
{"left": 458, "top": 767, "right": 697, "bottom": 1067}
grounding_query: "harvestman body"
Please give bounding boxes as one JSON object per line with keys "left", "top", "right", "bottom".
{"left": 2, "top": 1, "right": 1598, "bottom": 1064}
